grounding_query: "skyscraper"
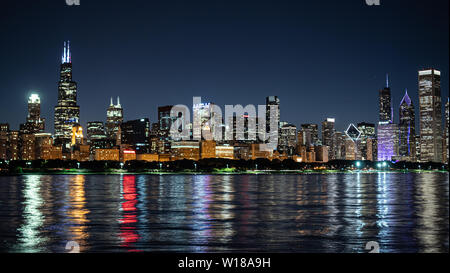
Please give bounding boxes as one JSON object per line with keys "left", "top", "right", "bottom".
{"left": 158, "top": 105, "right": 176, "bottom": 154}
{"left": 344, "top": 124, "right": 360, "bottom": 160}
{"left": 87, "top": 121, "right": 110, "bottom": 158}
{"left": 193, "top": 102, "right": 213, "bottom": 140}
{"left": 54, "top": 41, "right": 80, "bottom": 149}
{"left": 87, "top": 121, "right": 106, "bottom": 142}
{"left": 106, "top": 97, "right": 123, "bottom": 142}
{"left": 278, "top": 123, "right": 297, "bottom": 155}
{"left": 378, "top": 124, "right": 399, "bottom": 161}
{"left": 377, "top": 75, "right": 398, "bottom": 161}
{"left": 418, "top": 68, "right": 443, "bottom": 163}
{"left": 266, "top": 96, "right": 280, "bottom": 146}
{"left": 301, "top": 124, "right": 319, "bottom": 146}
{"left": 444, "top": 98, "right": 449, "bottom": 164}
{"left": 20, "top": 94, "right": 45, "bottom": 134}
{"left": 398, "top": 89, "right": 416, "bottom": 161}
{"left": 228, "top": 115, "right": 259, "bottom": 143}
{"left": 0, "top": 124, "right": 8, "bottom": 160}
{"left": 120, "top": 118, "right": 151, "bottom": 153}
{"left": 379, "top": 74, "right": 393, "bottom": 123}
{"left": 357, "top": 122, "right": 376, "bottom": 161}
{"left": 333, "top": 131, "right": 346, "bottom": 160}
{"left": 322, "top": 118, "right": 335, "bottom": 159}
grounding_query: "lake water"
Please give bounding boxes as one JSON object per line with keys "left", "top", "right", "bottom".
{"left": 0, "top": 173, "right": 448, "bottom": 253}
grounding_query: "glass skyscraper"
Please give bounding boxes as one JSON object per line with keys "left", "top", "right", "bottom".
{"left": 266, "top": 96, "right": 280, "bottom": 149}
{"left": 158, "top": 105, "right": 176, "bottom": 154}
{"left": 357, "top": 122, "right": 376, "bottom": 161}
{"left": 418, "top": 69, "right": 443, "bottom": 163}
{"left": 300, "top": 124, "right": 319, "bottom": 147}
{"left": 279, "top": 123, "right": 297, "bottom": 155}
{"left": 444, "top": 98, "right": 449, "bottom": 164}
{"left": 399, "top": 89, "right": 416, "bottom": 161}
{"left": 322, "top": 118, "right": 335, "bottom": 159}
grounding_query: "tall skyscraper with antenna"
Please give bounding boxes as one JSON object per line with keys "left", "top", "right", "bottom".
{"left": 377, "top": 74, "right": 399, "bottom": 161}
{"left": 54, "top": 41, "right": 80, "bottom": 150}
{"left": 379, "top": 74, "right": 392, "bottom": 123}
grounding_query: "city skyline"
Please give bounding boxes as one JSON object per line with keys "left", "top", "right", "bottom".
{"left": 1, "top": 49, "right": 449, "bottom": 138}
{"left": 1, "top": 60, "right": 448, "bottom": 140}
{"left": 0, "top": 0, "right": 448, "bottom": 133}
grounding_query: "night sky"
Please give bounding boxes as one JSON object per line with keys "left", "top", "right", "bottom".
{"left": 0, "top": 0, "right": 448, "bottom": 133}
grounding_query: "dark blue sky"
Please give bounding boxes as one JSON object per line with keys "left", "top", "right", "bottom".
{"left": 0, "top": 0, "right": 448, "bottom": 133}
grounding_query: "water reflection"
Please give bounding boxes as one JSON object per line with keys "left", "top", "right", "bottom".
{"left": 119, "top": 175, "right": 140, "bottom": 251}
{"left": 16, "top": 175, "right": 46, "bottom": 252}
{"left": 67, "top": 175, "right": 89, "bottom": 251}
{"left": 416, "top": 173, "right": 447, "bottom": 253}
{"left": 0, "top": 173, "right": 447, "bottom": 253}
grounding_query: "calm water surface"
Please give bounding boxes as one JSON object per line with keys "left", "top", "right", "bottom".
{"left": 0, "top": 173, "right": 448, "bottom": 253}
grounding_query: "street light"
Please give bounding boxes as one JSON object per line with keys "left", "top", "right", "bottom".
{"left": 356, "top": 161, "right": 361, "bottom": 168}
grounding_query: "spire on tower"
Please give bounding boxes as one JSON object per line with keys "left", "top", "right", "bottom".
{"left": 61, "top": 41, "right": 72, "bottom": 63}
{"left": 110, "top": 97, "right": 113, "bottom": 106}
{"left": 62, "top": 41, "right": 67, "bottom": 64}
{"left": 391, "top": 106, "right": 394, "bottom": 123}
{"left": 117, "top": 96, "right": 121, "bottom": 107}
{"left": 67, "top": 41, "right": 71, "bottom": 63}
{"left": 386, "top": 73, "right": 389, "bottom": 88}
{"left": 400, "top": 88, "right": 412, "bottom": 106}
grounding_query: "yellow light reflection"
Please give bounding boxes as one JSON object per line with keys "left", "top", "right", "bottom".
{"left": 68, "top": 175, "right": 90, "bottom": 250}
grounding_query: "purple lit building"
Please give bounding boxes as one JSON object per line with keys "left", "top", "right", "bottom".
{"left": 377, "top": 75, "right": 399, "bottom": 161}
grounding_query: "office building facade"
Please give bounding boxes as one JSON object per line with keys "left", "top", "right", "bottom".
{"left": 418, "top": 69, "right": 443, "bottom": 162}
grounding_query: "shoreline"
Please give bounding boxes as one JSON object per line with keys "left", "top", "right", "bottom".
{"left": 1, "top": 169, "right": 448, "bottom": 176}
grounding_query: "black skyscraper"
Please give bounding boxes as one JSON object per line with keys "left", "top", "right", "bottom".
{"left": 54, "top": 41, "right": 80, "bottom": 150}
{"left": 379, "top": 74, "right": 392, "bottom": 123}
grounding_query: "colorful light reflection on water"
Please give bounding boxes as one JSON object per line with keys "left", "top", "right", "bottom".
{"left": 0, "top": 173, "right": 448, "bottom": 253}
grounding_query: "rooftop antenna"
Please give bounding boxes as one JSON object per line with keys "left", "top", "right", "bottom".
{"left": 67, "top": 41, "right": 71, "bottom": 63}
{"left": 63, "top": 41, "right": 67, "bottom": 64}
